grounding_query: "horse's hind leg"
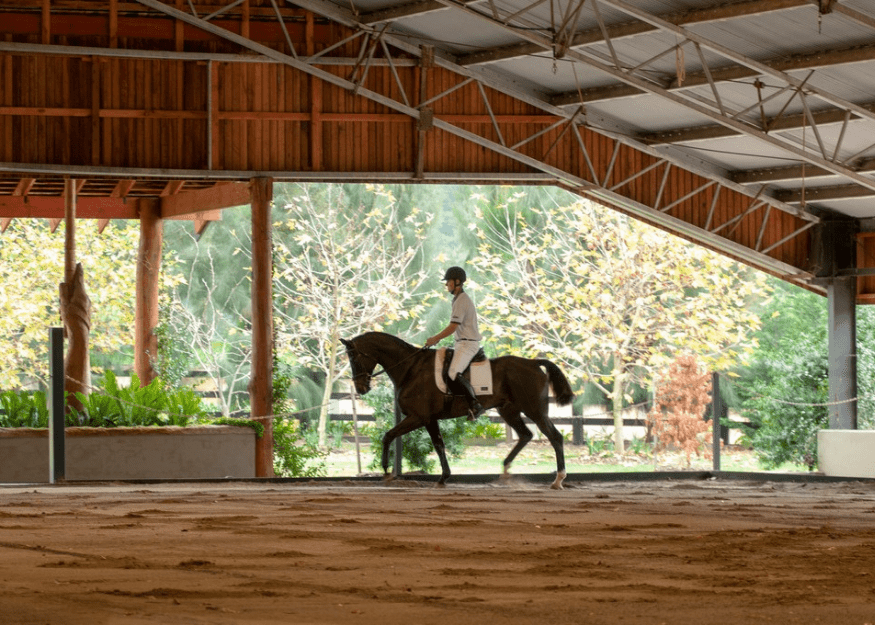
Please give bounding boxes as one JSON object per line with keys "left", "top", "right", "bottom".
{"left": 530, "top": 414, "right": 567, "bottom": 490}
{"left": 424, "top": 420, "right": 451, "bottom": 487}
{"left": 497, "top": 407, "right": 533, "bottom": 478}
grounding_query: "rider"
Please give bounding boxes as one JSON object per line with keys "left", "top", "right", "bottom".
{"left": 424, "top": 266, "right": 485, "bottom": 421}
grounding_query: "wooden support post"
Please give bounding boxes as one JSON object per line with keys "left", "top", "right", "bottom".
{"left": 135, "top": 199, "right": 163, "bottom": 386}
{"left": 250, "top": 177, "right": 275, "bottom": 478}
{"left": 64, "top": 179, "right": 76, "bottom": 284}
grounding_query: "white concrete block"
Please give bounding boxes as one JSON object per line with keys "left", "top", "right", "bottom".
{"left": 818, "top": 430, "right": 875, "bottom": 478}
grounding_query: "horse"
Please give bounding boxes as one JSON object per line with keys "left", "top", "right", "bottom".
{"left": 340, "top": 332, "right": 575, "bottom": 489}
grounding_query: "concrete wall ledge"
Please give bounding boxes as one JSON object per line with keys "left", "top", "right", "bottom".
{"left": 0, "top": 426, "right": 256, "bottom": 483}
{"left": 818, "top": 430, "right": 875, "bottom": 478}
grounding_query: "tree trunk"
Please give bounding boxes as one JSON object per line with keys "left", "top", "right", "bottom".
{"left": 318, "top": 339, "right": 338, "bottom": 450}
{"left": 612, "top": 362, "right": 625, "bottom": 455}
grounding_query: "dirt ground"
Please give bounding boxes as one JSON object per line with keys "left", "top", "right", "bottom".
{"left": 2, "top": 476, "right": 875, "bottom": 625}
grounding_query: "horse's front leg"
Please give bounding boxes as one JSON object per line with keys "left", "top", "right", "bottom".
{"left": 424, "top": 420, "right": 451, "bottom": 487}
{"left": 381, "top": 414, "right": 425, "bottom": 481}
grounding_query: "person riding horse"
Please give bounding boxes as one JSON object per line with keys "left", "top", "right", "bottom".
{"left": 424, "top": 266, "right": 485, "bottom": 421}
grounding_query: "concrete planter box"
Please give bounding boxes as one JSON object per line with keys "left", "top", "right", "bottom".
{"left": 0, "top": 425, "right": 256, "bottom": 483}
{"left": 817, "top": 430, "right": 875, "bottom": 478}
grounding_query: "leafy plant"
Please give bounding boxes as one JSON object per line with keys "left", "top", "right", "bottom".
{"left": 270, "top": 355, "right": 327, "bottom": 477}
{"left": 210, "top": 417, "right": 264, "bottom": 437}
{"left": 272, "top": 417, "right": 327, "bottom": 478}
{"left": 0, "top": 390, "right": 49, "bottom": 428}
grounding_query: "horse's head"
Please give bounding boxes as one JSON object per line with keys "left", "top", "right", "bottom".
{"left": 340, "top": 337, "right": 376, "bottom": 395}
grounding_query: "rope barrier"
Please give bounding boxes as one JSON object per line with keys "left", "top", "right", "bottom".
{"left": 58, "top": 373, "right": 870, "bottom": 426}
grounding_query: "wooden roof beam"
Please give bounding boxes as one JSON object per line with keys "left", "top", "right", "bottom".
{"left": 552, "top": 43, "right": 875, "bottom": 107}
{"left": 641, "top": 101, "right": 875, "bottom": 146}
{"left": 775, "top": 184, "right": 875, "bottom": 204}
{"left": 0, "top": 195, "right": 140, "bottom": 219}
{"left": 159, "top": 182, "right": 250, "bottom": 218}
{"left": 731, "top": 158, "right": 875, "bottom": 184}
{"left": 459, "top": 0, "right": 809, "bottom": 66}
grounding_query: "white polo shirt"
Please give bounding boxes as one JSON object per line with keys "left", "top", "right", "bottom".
{"left": 450, "top": 291, "right": 482, "bottom": 342}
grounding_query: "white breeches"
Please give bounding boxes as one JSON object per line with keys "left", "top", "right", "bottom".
{"left": 449, "top": 341, "right": 480, "bottom": 379}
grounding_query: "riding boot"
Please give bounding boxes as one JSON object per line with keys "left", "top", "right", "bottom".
{"left": 454, "top": 373, "right": 484, "bottom": 422}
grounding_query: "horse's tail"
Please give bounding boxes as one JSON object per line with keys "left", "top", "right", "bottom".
{"left": 537, "top": 359, "right": 575, "bottom": 406}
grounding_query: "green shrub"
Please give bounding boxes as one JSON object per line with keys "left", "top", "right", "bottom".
{"left": 273, "top": 417, "right": 327, "bottom": 477}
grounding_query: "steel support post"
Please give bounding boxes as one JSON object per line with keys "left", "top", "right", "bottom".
{"left": 828, "top": 277, "right": 857, "bottom": 430}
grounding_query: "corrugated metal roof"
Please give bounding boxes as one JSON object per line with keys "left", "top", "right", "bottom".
{"left": 341, "top": 0, "right": 875, "bottom": 220}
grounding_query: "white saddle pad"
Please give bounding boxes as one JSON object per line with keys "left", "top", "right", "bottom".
{"left": 434, "top": 347, "right": 493, "bottom": 396}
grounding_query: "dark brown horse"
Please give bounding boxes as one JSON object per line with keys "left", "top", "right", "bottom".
{"left": 341, "top": 332, "right": 575, "bottom": 489}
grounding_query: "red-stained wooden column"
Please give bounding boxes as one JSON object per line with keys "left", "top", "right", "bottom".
{"left": 134, "top": 198, "right": 163, "bottom": 386}
{"left": 250, "top": 177, "right": 275, "bottom": 477}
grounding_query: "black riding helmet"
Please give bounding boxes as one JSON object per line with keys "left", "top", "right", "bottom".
{"left": 443, "top": 266, "right": 466, "bottom": 283}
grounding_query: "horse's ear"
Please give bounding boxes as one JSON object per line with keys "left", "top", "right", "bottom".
{"left": 340, "top": 338, "right": 351, "bottom": 348}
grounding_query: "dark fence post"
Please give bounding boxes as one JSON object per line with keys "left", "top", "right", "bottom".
{"left": 572, "top": 416, "right": 584, "bottom": 446}
{"left": 49, "top": 327, "right": 65, "bottom": 483}
{"left": 712, "top": 371, "right": 722, "bottom": 472}
{"left": 394, "top": 393, "right": 402, "bottom": 476}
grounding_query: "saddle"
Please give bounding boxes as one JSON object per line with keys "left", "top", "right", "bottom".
{"left": 434, "top": 347, "right": 492, "bottom": 396}
{"left": 441, "top": 347, "right": 487, "bottom": 387}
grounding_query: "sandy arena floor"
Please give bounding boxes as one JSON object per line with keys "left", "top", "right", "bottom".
{"left": 2, "top": 476, "right": 875, "bottom": 624}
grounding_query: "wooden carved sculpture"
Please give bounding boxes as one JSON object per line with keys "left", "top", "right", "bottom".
{"left": 60, "top": 261, "right": 91, "bottom": 412}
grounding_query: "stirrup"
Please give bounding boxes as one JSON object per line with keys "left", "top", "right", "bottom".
{"left": 466, "top": 402, "right": 484, "bottom": 422}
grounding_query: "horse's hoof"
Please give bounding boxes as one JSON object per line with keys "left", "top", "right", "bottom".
{"left": 435, "top": 481, "right": 447, "bottom": 489}
{"left": 382, "top": 473, "right": 395, "bottom": 484}
{"left": 550, "top": 471, "right": 567, "bottom": 490}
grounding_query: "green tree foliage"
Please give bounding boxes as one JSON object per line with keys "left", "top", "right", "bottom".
{"left": 0, "top": 220, "right": 142, "bottom": 388}
{"left": 270, "top": 183, "right": 438, "bottom": 448}
{"left": 159, "top": 212, "right": 254, "bottom": 414}
{"left": 470, "top": 192, "right": 768, "bottom": 453}
{"left": 735, "top": 282, "right": 831, "bottom": 469}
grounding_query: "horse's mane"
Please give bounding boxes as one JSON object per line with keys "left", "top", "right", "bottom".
{"left": 356, "top": 331, "right": 417, "bottom": 352}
